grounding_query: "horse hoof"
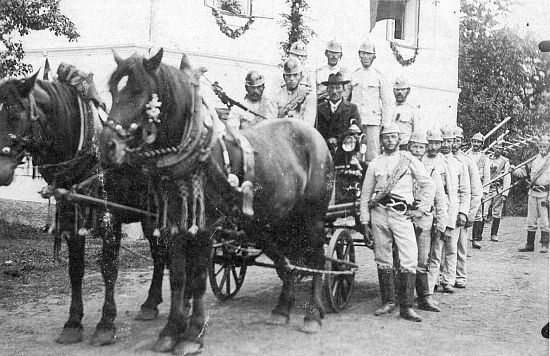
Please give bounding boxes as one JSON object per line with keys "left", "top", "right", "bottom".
{"left": 266, "top": 314, "right": 289, "bottom": 325}
{"left": 173, "top": 340, "right": 204, "bottom": 355}
{"left": 55, "top": 328, "right": 83, "bottom": 344}
{"left": 153, "top": 336, "right": 178, "bottom": 352}
{"left": 300, "top": 320, "right": 321, "bottom": 334}
{"left": 89, "top": 329, "right": 116, "bottom": 346}
{"left": 135, "top": 307, "right": 159, "bottom": 321}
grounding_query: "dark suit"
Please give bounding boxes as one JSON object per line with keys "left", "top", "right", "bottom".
{"left": 316, "top": 99, "right": 362, "bottom": 144}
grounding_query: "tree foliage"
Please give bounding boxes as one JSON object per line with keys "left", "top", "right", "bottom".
{"left": 458, "top": 0, "right": 549, "bottom": 143}
{"left": 279, "top": 0, "right": 315, "bottom": 58}
{"left": 0, "top": 0, "right": 79, "bottom": 78}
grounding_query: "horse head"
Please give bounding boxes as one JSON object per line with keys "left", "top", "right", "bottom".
{"left": 0, "top": 72, "right": 46, "bottom": 185}
{"left": 101, "top": 48, "right": 195, "bottom": 167}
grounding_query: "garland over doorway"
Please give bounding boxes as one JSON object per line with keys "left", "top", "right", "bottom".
{"left": 389, "top": 42, "right": 419, "bottom": 67}
{"left": 210, "top": 0, "right": 256, "bottom": 39}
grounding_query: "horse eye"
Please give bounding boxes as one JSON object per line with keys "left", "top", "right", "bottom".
{"left": 117, "top": 75, "right": 128, "bottom": 92}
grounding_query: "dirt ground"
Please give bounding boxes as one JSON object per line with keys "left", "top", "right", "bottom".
{"left": 0, "top": 216, "right": 548, "bottom": 356}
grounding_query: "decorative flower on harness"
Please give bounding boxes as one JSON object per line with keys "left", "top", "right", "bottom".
{"left": 146, "top": 93, "right": 162, "bottom": 124}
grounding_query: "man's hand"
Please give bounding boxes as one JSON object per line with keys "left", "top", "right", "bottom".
{"left": 407, "top": 210, "right": 424, "bottom": 220}
{"left": 363, "top": 224, "right": 374, "bottom": 250}
{"left": 456, "top": 213, "right": 467, "bottom": 227}
{"left": 441, "top": 227, "right": 453, "bottom": 242}
{"left": 465, "top": 219, "right": 474, "bottom": 228}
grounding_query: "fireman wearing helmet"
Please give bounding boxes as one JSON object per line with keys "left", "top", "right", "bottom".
{"left": 452, "top": 126, "right": 482, "bottom": 289}
{"left": 350, "top": 39, "right": 393, "bottom": 162}
{"left": 360, "top": 122, "right": 435, "bottom": 322}
{"left": 316, "top": 39, "right": 350, "bottom": 103}
{"left": 428, "top": 127, "right": 470, "bottom": 294}
{"left": 276, "top": 40, "right": 315, "bottom": 91}
{"left": 272, "top": 57, "right": 317, "bottom": 126}
{"left": 467, "top": 132, "right": 491, "bottom": 249}
{"left": 226, "top": 70, "right": 277, "bottom": 131}
{"left": 512, "top": 134, "right": 550, "bottom": 253}
{"left": 391, "top": 77, "right": 420, "bottom": 150}
{"left": 486, "top": 139, "right": 511, "bottom": 242}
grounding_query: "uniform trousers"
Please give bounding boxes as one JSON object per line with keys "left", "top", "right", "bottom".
{"left": 527, "top": 194, "right": 549, "bottom": 233}
{"left": 371, "top": 205, "right": 418, "bottom": 273}
{"left": 413, "top": 214, "right": 433, "bottom": 274}
{"left": 362, "top": 125, "right": 381, "bottom": 162}
{"left": 428, "top": 227, "right": 460, "bottom": 291}
{"left": 455, "top": 225, "right": 469, "bottom": 285}
{"left": 474, "top": 204, "right": 488, "bottom": 222}
{"left": 487, "top": 186, "right": 505, "bottom": 219}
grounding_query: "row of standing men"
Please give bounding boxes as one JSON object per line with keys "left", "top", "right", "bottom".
{"left": 224, "top": 38, "right": 550, "bottom": 322}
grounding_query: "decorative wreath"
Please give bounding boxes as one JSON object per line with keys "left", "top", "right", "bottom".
{"left": 389, "top": 42, "right": 419, "bottom": 67}
{"left": 211, "top": 8, "right": 255, "bottom": 39}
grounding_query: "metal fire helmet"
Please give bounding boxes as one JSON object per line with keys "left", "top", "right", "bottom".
{"left": 410, "top": 131, "right": 428, "bottom": 144}
{"left": 393, "top": 77, "right": 410, "bottom": 89}
{"left": 289, "top": 40, "right": 308, "bottom": 56}
{"left": 440, "top": 126, "right": 455, "bottom": 140}
{"left": 283, "top": 57, "right": 303, "bottom": 75}
{"left": 471, "top": 132, "right": 484, "bottom": 142}
{"left": 325, "top": 39, "right": 343, "bottom": 53}
{"left": 359, "top": 40, "right": 376, "bottom": 54}
{"left": 245, "top": 70, "right": 265, "bottom": 87}
{"left": 380, "top": 122, "right": 401, "bottom": 135}
{"left": 454, "top": 126, "right": 464, "bottom": 139}
{"left": 427, "top": 129, "right": 443, "bottom": 142}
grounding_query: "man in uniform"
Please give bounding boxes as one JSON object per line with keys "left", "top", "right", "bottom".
{"left": 360, "top": 123, "right": 435, "bottom": 322}
{"left": 275, "top": 40, "right": 316, "bottom": 91}
{"left": 428, "top": 127, "right": 470, "bottom": 294}
{"left": 391, "top": 77, "right": 420, "bottom": 151}
{"left": 226, "top": 70, "right": 277, "bottom": 131}
{"left": 272, "top": 57, "right": 317, "bottom": 127}
{"left": 467, "top": 132, "right": 491, "bottom": 248}
{"left": 316, "top": 72, "right": 361, "bottom": 154}
{"left": 513, "top": 135, "right": 550, "bottom": 253}
{"left": 452, "top": 127, "right": 483, "bottom": 289}
{"left": 350, "top": 39, "right": 392, "bottom": 162}
{"left": 486, "top": 140, "right": 511, "bottom": 242}
{"left": 408, "top": 131, "right": 448, "bottom": 312}
{"left": 316, "top": 39, "right": 350, "bottom": 103}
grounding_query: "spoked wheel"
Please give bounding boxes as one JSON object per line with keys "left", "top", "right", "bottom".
{"left": 208, "top": 231, "right": 248, "bottom": 301}
{"left": 324, "top": 228, "right": 356, "bottom": 313}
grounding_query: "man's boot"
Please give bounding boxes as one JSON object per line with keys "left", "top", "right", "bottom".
{"left": 490, "top": 218, "right": 500, "bottom": 242}
{"left": 472, "top": 221, "right": 482, "bottom": 249}
{"left": 540, "top": 231, "right": 549, "bottom": 253}
{"left": 374, "top": 268, "right": 396, "bottom": 316}
{"left": 399, "top": 272, "right": 422, "bottom": 322}
{"left": 518, "top": 231, "right": 536, "bottom": 252}
{"left": 416, "top": 272, "right": 440, "bottom": 312}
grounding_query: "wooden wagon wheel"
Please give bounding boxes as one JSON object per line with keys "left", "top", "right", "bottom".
{"left": 208, "top": 230, "right": 248, "bottom": 301}
{"left": 323, "top": 228, "right": 356, "bottom": 312}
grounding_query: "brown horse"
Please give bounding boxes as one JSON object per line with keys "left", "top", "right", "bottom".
{"left": 100, "top": 48, "right": 334, "bottom": 353}
{"left": 0, "top": 72, "right": 169, "bottom": 346}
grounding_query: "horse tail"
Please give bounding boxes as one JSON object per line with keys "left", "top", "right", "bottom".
{"left": 180, "top": 53, "right": 193, "bottom": 71}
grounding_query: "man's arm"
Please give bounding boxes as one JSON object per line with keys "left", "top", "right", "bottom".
{"left": 432, "top": 168, "right": 449, "bottom": 233}
{"left": 303, "top": 88, "right": 317, "bottom": 127}
{"left": 379, "top": 74, "right": 393, "bottom": 124}
{"left": 457, "top": 159, "right": 472, "bottom": 217}
{"left": 409, "top": 157, "right": 436, "bottom": 214}
{"left": 502, "top": 159, "right": 511, "bottom": 197}
{"left": 226, "top": 107, "right": 243, "bottom": 131}
{"left": 359, "top": 162, "right": 377, "bottom": 225}
{"left": 482, "top": 156, "right": 491, "bottom": 194}
{"left": 467, "top": 159, "right": 483, "bottom": 222}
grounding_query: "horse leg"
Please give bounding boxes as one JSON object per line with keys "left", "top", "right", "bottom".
{"left": 56, "top": 210, "right": 86, "bottom": 344}
{"left": 301, "top": 217, "right": 326, "bottom": 334}
{"left": 154, "top": 230, "right": 188, "bottom": 352}
{"left": 268, "top": 263, "right": 296, "bottom": 325}
{"left": 174, "top": 230, "right": 209, "bottom": 355}
{"left": 135, "top": 219, "right": 165, "bottom": 321}
{"left": 90, "top": 219, "right": 122, "bottom": 346}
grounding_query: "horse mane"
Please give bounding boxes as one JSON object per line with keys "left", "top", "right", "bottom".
{"left": 109, "top": 54, "right": 194, "bottom": 147}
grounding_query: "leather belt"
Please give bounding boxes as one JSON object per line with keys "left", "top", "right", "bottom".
{"left": 531, "top": 184, "right": 549, "bottom": 193}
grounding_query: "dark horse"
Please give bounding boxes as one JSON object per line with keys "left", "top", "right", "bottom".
{"left": 0, "top": 70, "right": 169, "bottom": 346}
{"left": 99, "top": 48, "right": 333, "bottom": 353}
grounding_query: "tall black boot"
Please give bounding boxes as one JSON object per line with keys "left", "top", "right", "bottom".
{"left": 518, "top": 231, "right": 536, "bottom": 252}
{"left": 399, "top": 272, "right": 422, "bottom": 322}
{"left": 472, "top": 221, "right": 482, "bottom": 249}
{"left": 490, "top": 218, "right": 501, "bottom": 242}
{"left": 540, "top": 231, "right": 549, "bottom": 253}
{"left": 416, "top": 272, "right": 440, "bottom": 312}
{"left": 374, "top": 268, "right": 396, "bottom": 316}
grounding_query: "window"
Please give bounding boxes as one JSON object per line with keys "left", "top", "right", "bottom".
{"left": 204, "top": 0, "right": 252, "bottom": 18}
{"left": 372, "top": 0, "right": 420, "bottom": 48}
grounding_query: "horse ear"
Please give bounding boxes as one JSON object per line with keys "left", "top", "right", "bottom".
{"left": 112, "top": 49, "right": 124, "bottom": 66}
{"left": 19, "top": 71, "right": 40, "bottom": 97}
{"left": 144, "top": 48, "right": 163, "bottom": 73}
{"left": 180, "top": 53, "right": 192, "bottom": 71}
